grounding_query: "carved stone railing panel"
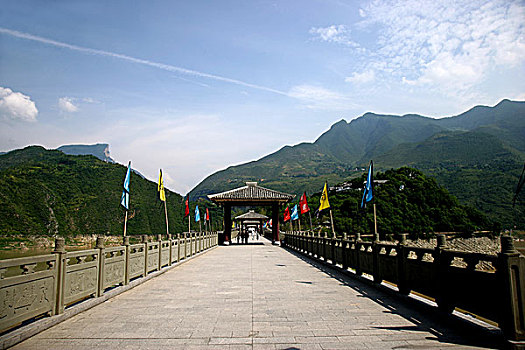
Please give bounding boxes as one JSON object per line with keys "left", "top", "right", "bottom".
{"left": 146, "top": 243, "right": 159, "bottom": 273}
{"left": 128, "top": 244, "right": 145, "bottom": 279}
{"left": 103, "top": 246, "right": 126, "bottom": 290}
{"left": 0, "top": 254, "right": 57, "bottom": 333}
{"left": 161, "top": 241, "right": 170, "bottom": 267}
{"left": 64, "top": 249, "right": 99, "bottom": 306}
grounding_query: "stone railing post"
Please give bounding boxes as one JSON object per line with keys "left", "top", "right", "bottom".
{"left": 331, "top": 235, "right": 337, "bottom": 265}
{"left": 435, "top": 234, "right": 454, "bottom": 313}
{"left": 167, "top": 234, "right": 172, "bottom": 265}
{"left": 342, "top": 233, "right": 348, "bottom": 270}
{"left": 397, "top": 234, "right": 409, "bottom": 295}
{"left": 96, "top": 236, "right": 105, "bottom": 297}
{"left": 177, "top": 233, "right": 181, "bottom": 262}
{"left": 498, "top": 235, "right": 525, "bottom": 344}
{"left": 123, "top": 236, "right": 130, "bottom": 285}
{"left": 322, "top": 232, "right": 328, "bottom": 261}
{"left": 372, "top": 234, "right": 382, "bottom": 284}
{"left": 142, "top": 235, "right": 148, "bottom": 277}
{"left": 157, "top": 234, "right": 162, "bottom": 271}
{"left": 355, "top": 233, "right": 362, "bottom": 276}
{"left": 53, "top": 237, "right": 66, "bottom": 314}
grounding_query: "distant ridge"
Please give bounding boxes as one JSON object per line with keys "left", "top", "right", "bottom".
{"left": 190, "top": 99, "right": 525, "bottom": 227}
{"left": 57, "top": 143, "right": 115, "bottom": 163}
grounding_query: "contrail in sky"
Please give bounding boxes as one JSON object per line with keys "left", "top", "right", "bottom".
{"left": 0, "top": 27, "right": 288, "bottom": 96}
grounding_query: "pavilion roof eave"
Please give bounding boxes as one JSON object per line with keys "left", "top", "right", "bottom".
{"left": 207, "top": 182, "right": 294, "bottom": 204}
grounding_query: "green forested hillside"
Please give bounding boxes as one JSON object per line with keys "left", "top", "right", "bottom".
{"left": 0, "top": 146, "right": 186, "bottom": 236}
{"left": 296, "top": 168, "right": 493, "bottom": 238}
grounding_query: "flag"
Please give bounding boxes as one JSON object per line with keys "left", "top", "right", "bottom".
{"left": 269, "top": 219, "right": 272, "bottom": 227}
{"left": 158, "top": 169, "right": 166, "bottom": 202}
{"left": 195, "top": 205, "right": 200, "bottom": 222}
{"left": 291, "top": 204, "right": 299, "bottom": 220}
{"left": 120, "top": 161, "right": 131, "bottom": 209}
{"left": 299, "top": 192, "right": 309, "bottom": 214}
{"left": 206, "top": 207, "right": 210, "bottom": 221}
{"left": 319, "top": 182, "right": 330, "bottom": 211}
{"left": 361, "top": 161, "right": 374, "bottom": 208}
{"left": 263, "top": 221, "right": 267, "bottom": 229}
{"left": 184, "top": 197, "right": 189, "bottom": 217}
{"left": 283, "top": 206, "right": 291, "bottom": 222}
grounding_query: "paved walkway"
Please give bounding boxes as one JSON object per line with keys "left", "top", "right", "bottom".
{"left": 13, "top": 238, "right": 502, "bottom": 349}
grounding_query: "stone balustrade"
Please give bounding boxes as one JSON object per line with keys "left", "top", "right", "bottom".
{"left": 0, "top": 231, "right": 218, "bottom": 333}
{"left": 283, "top": 231, "right": 525, "bottom": 345}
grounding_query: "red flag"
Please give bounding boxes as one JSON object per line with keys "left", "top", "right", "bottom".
{"left": 206, "top": 207, "right": 210, "bottom": 221}
{"left": 283, "top": 206, "right": 291, "bottom": 222}
{"left": 269, "top": 219, "right": 272, "bottom": 227}
{"left": 300, "top": 192, "right": 310, "bottom": 214}
{"left": 184, "top": 197, "right": 189, "bottom": 217}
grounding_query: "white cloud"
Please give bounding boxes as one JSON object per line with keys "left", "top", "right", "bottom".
{"left": 356, "top": 0, "right": 525, "bottom": 95}
{"left": 310, "top": 25, "right": 348, "bottom": 43}
{"left": 58, "top": 97, "right": 79, "bottom": 113}
{"left": 345, "top": 70, "right": 375, "bottom": 84}
{"left": 0, "top": 87, "right": 38, "bottom": 122}
{"left": 288, "top": 84, "right": 356, "bottom": 110}
{"left": 309, "top": 25, "right": 361, "bottom": 48}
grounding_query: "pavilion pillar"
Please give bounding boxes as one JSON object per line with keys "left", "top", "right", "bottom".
{"left": 272, "top": 202, "right": 279, "bottom": 244}
{"left": 224, "top": 203, "right": 232, "bottom": 244}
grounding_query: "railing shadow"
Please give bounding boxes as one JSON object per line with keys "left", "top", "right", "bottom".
{"left": 283, "top": 246, "right": 505, "bottom": 349}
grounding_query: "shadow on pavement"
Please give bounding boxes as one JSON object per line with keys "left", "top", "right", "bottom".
{"left": 283, "top": 246, "right": 506, "bottom": 349}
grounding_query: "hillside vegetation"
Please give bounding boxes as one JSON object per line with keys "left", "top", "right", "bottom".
{"left": 296, "top": 167, "right": 493, "bottom": 238}
{"left": 0, "top": 147, "right": 186, "bottom": 236}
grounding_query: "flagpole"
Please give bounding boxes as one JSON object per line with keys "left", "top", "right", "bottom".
{"left": 123, "top": 210, "right": 128, "bottom": 237}
{"left": 188, "top": 214, "right": 191, "bottom": 234}
{"left": 308, "top": 211, "right": 313, "bottom": 232}
{"left": 164, "top": 201, "right": 169, "bottom": 236}
{"left": 298, "top": 217, "right": 302, "bottom": 232}
{"left": 329, "top": 209, "right": 335, "bottom": 237}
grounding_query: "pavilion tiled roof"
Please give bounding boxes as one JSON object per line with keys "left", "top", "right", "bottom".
{"left": 234, "top": 210, "right": 268, "bottom": 220}
{"left": 208, "top": 182, "right": 294, "bottom": 203}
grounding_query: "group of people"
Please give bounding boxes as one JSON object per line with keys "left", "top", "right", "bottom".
{"left": 236, "top": 227, "right": 260, "bottom": 244}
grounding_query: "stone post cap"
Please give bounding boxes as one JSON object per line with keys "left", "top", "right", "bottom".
{"left": 501, "top": 235, "right": 517, "bottom": 254}
{"left": 436, "top": 234, "right": 446, "bottom": 248}
{"left": 142, "top": 235, "right": 148, "bottom": 243}
{"left": 53, "top": 237, "right": 66, "bottom": 253}
{"left": 95, "top": 236, "right": 105, "bottom": 249}
{"left": 399, "top": 234, "right": 407, "bottom": 245}
{"left": 157, "top": 234, "right": 162, "bottom": 241}
{"left": 123, "top": 236, "right": 130, "bottom": 246}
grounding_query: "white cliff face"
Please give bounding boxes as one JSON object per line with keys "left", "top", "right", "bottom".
{"left": 57, "top": 143, "right": 114, "bottom": 163}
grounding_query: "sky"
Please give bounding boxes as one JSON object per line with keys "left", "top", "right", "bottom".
{"left": 1, "top": 0, "right": 524, "bottom": 195}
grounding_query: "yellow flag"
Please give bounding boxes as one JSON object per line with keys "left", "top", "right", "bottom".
{"left": 319, "top": 182, "right": 330, "bottom": 211}
{"left": 158, "top": 169, "right": 166, "bottom": 202}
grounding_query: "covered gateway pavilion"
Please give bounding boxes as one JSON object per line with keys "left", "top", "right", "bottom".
{"left": 235, "top": 210, "right": 268, "bottom": 243}
{"left": 208, "top": 182, "right": 294, "bottom": 244}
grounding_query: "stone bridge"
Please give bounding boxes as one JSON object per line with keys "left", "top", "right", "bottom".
{"left": 2, "top": 233, "right": 521, "bottom": 349}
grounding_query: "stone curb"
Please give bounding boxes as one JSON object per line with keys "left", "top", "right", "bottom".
{"left": 0, "top": 246, "right": 217, "bottom": 349}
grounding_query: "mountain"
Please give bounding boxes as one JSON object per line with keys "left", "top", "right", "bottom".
{"left": 0, "top": 146, "right": 186, "bottom": 236}
{"left": 57, "top": 143, "right": 115, "bottom": 163}
{"left": 190, "top": 100, "right": 525, "bottom": 227}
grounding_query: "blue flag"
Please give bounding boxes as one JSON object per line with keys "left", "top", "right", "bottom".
{"left": 291, "top": 204, "right": 299, "bottom": 221}
{"left": 195, "top": 205, "right": 200, "bottom": 222}
{"left": 120, "top": 161, "right": 131, "bottom": 209}
{"left": 361, "top": 160, "right": 373, "bottom": 208}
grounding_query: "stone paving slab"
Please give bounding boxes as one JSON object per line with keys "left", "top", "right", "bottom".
{"left": 12, "top": 238, "right": 504, "bottom": 349}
